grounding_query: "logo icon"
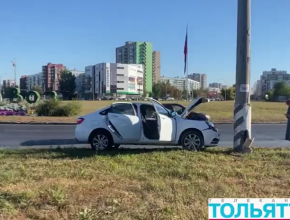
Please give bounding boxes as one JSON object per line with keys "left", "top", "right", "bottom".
{"left": 209, "top": 198, "right": 290, "bottom": 219}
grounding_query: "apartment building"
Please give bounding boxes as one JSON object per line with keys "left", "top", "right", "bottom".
{"left": 20, "top": 75, "right": 28, "bottom": 90}
{"left": 69, "top": 69, "right": 85, "bottom": 96}
{"left": 26, "top": 73, "right": 43, "bottom": 91}
{"left": 84, "top": 63, "right": 144, "bottom": 98}
{"left": 3, "top": 80, "right": 16, "bottom": 88}
{"left": 160, "top": 76, "right": 200, "bottom": 91}
{"left": 256, "top": 68, "right": 290, "bottom": 95}
{"left": 116, "top": 41, "right": 157, "bottom": 93}
{"left": 209, "top": 82, "right": 222, "bottom": 89}
{"left": 95, "top": 63, "right": 143, "bottom": 97}
{"left": 42, "top": 63, "right": 66, "bottom": 92}
{"left": 188, "top": 73, "right": 207, "bottom": 89}
{"left": 152, "top": 51, "right": 161, "bottom": 83}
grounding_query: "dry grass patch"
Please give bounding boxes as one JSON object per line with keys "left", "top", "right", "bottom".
{"left": 0, "top": 100, "right": 287, "bottom": 124}
{"left": 0, "top": 147, "right": 289, "bottom": 219}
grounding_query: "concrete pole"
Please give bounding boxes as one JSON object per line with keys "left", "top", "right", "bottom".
{"left": 233, "top": 0, "right": 252, "bottom": 152}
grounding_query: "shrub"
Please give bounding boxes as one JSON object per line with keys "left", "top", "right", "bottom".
{"left": 51, "top": 101, "right": 81, "bottom": 116}
{"left": 35, "top": 100, "right": 81, "bottom": 117}
{"left": 35, "top": 100, "right": 60, "bottom": 116}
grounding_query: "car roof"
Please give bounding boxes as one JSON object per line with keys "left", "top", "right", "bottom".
{"left": 111, "top": 102, "right": 186, "bottom": 107}
{"left": 162, "top": 103, "right": 185, "bottom": 106}
{"left": 112, "top": 101, "right": 152, "bottom": 106}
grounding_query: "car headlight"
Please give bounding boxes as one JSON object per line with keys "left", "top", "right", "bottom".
{"left": 206, "top": 121, "right": 214, "bottom": 128}
{"left": 206, "top": 121, "right": 218, "bottom": 132}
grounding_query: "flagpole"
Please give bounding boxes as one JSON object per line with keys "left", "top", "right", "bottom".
{"left": 186, "top": 24, "right": 189, "bottom": 101}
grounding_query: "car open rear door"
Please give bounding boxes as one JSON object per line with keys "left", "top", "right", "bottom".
{"left": 180, "top": 97, "right": 210, "bottom": 119}
{"left": 107, "top": 102, "right": 141, "bottom": 141}
{"left": 149, "top": 98, "right": 176, "bottom": 142}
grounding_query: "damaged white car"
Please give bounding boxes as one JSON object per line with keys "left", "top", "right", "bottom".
{"left": 75, "top": 97, "right": 220, "bottom": 151}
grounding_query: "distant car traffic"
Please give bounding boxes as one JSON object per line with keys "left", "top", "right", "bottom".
{"left": 75, "top": 97, "right": 220, "bottom": 151}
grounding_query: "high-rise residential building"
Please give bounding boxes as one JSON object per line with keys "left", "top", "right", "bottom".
{"left": 188, "top": 73, "right": 207, "bottom": 89}
{"left": 42, "top": 63, "right": 66, "bottom": 92}
{"left": 160, "top": 76, "right": 200, "bottom": 91}
{"left": 209, "top": 82, "right": 222, "bottom": 89}
{"left": 20, "top": 75, "right": 28, "bottom": 90}
{"left": 116, "top": 41, "right": 153, "bottom": 93}
{"left": 152, "top": 51, "right": 161, "bottom": 83}
{"left": 26, "top": 73, "right": 43, "bottom": 91}
{"left": 84, "top": 66, "right": 95, "bottom": 97}
{"left": 69, "top": 69, "right": 85, "bottom": 97}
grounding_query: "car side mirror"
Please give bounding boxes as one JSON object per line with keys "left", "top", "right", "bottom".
{"left": 170, "top": 111, "right": 176, "bottom": 117}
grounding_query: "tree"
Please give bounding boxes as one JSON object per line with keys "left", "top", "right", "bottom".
{"left": 152, "top": 82, "right": 162, "bottom": 98}
{"left": 273, "top": 81, "right": 290, "bottom": 97}
{"left": 142, "top": 87, "right": 147, "bottom": 98}
{"left": 221, "top": 86, "right": 235, "bottom": 100}
{"left": 33, "top": 86, "right": 42, "bottom": 95}
{"left": 182, "top": 90, "right": 187, "bottom": 100}
{"left": 59, "top": 70, "right": 76, "bottom": 100}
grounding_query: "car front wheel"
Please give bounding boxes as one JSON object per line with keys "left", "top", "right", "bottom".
{"left": 181, "top": 130, "right": 204, "bottom": 151}
{"left": 90, "top": 131, "right": 113, "bottom": 151}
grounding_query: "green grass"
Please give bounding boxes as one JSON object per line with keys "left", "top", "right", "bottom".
{"left": 0, "top": 147, "right": 289, "bottom": 219}
{"left": 0, "top": 100, "right": 287, "bottom": 124}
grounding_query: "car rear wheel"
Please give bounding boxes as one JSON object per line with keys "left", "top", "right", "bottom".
{"left": 90, "top": 131, "right": 113, "bottom": 151}
{"left": 181, "top": 130, "right": 204, "bottom": 151}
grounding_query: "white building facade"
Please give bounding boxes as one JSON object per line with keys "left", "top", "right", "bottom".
{"left": 83, "top": 63, "right": 144, "bottom": 98}
{"left": 94, "top": 63, "right": 143, "bottom": 97}
{"left": 160, "top": 77, "right": 200, "bottom": 91}
{"left": 258, "top": 68, "right": 290, "bottom": 95}
{"left": 70, "top": 69, "right": 85, "bottom": 96}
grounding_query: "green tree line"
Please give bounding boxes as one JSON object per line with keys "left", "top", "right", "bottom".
{"left": 265, "top": 81, "right": 290, "bottom": 101}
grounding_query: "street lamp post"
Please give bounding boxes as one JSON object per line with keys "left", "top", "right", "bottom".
{"left": 224, "top": 86, "right": 227, "bottom": 101}
{"left": 220, "top": 78, "right": 228, "bottom": 101}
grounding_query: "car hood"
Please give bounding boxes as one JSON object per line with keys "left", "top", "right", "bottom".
{"left": 180, "top": 97, "right": 210, "bottom": 119}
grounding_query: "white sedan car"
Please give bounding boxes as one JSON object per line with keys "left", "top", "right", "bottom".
{"left": 75, "top": 97, "right": 220, "bottom": 151}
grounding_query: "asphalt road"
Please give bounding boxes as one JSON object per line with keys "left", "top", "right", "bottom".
{"left": 0, "top": 123, "right": 289, "bottom": 149}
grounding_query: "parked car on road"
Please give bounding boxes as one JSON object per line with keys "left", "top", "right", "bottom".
{"left": 75, "top": 97, "right": 220, "bottom": 151}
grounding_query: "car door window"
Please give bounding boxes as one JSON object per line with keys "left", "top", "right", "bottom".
{"left": 140, "top": 104, "right": 156, "bottom": 119}
{"left": 110, "top": 103, "right": 135, "bottom": 116}
{"left": 154, "top": 103, "right": 169, "bottom": 116}
{"left": 172, "top": 105, "right": 184, "bottom": 115}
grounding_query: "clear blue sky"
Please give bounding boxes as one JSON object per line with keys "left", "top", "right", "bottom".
{"left": 1, "top": 0, "right": 290, "bottom": 87}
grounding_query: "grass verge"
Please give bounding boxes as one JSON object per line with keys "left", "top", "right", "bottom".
{"left": 0, "top": 147, "right": 289, "bottom": 220}
{"left": 0, "top": 100, "right": 288, "bottom": 124}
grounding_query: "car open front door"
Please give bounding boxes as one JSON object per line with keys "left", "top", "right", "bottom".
{"left": 107, "top": 102, "right": 141, "bottom": 141}
{"left": 149, "top": 98, "right": 176, "bottom": 142}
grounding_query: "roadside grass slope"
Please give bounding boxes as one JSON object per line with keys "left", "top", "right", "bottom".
{"left": 0, "top": 147, "right": 289, "bottom": 220}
